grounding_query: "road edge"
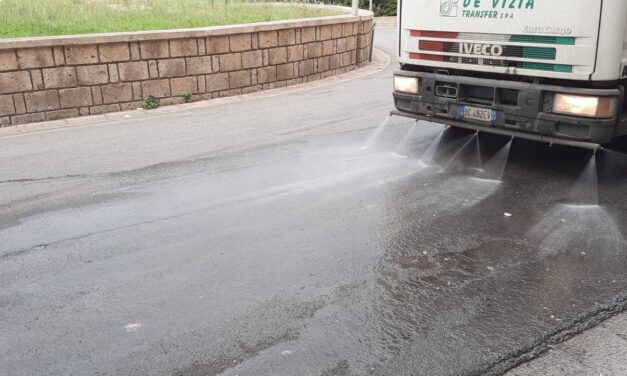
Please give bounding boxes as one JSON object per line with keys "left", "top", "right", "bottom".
{"left": 475, "top": 292, "right": 627, "bottom": 376}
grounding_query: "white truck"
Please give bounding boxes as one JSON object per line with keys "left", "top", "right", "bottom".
{"left": 392, "top": 0, "right": 627, "bottom": 148}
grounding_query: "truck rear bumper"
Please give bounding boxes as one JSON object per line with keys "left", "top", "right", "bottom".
{"left": 393, "top": 71, "right": 622, "bottom": 145}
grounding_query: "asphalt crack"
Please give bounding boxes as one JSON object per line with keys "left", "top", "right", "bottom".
{"left": 473, "top": 292, "right": 627, "bottom": 376}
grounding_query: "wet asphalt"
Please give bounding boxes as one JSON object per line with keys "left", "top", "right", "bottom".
{"left": 1, "top": 28, "right": 627, "bottom": 376}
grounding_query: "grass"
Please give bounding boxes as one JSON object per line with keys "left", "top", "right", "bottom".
{"left": 0, "top": 0, "right": 342, "bottom": 38}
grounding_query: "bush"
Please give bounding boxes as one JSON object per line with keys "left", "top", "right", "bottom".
{"left": 317, "top": 0, "right": 396, "bottom": 16}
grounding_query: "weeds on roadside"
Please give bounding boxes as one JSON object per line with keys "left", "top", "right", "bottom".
{"left": 183, "top": 92, "right": 193, "bottom": 103}
{"left": 142, "top": 95, "right": 159, "bottom": 110}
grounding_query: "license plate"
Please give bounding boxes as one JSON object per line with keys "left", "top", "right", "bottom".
{"left": 461, "top": 105, "right": 496, "bottom": 123}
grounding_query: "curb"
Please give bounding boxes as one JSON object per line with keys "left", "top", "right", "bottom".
{"left": 0, "top": 48, "right": 391, "bottom": 139}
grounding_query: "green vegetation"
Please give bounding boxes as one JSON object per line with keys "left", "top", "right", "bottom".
{"left": 142, "top": 95, "right": 159, "bottom": 110}
{"left": 182, "top": 92, "right": 193, "bottom": 103}
{"left": 0, "top": 0, "right": 342, "bottom": 38}
{"left": 318, "top": 0, "right": 396, "bottom": 16}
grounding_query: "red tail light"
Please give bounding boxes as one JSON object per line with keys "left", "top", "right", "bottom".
{"left": 409, "top": 53, "right": 444, "bottom": 62}
{"left": 410, "top": 30, "right": 459, "bottom": 39}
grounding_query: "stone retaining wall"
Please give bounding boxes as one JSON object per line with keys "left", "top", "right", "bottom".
{"left": 0, "top": 13, "right": 373, "bottom": 127}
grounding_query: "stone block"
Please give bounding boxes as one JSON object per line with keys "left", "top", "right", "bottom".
{"left": 42, "top": 67, "right": 77, "bottom": 88}
{"left": 319, "top": 25, "right": 333, "bottom": 41}
{"left": 64, "top": 45, "right": 99, "bottom": 65}
{"left": 228, "top": 70, "right": 251, "bottom": 89}
{"left": 0, "top": 50, "right": 18, "bottom": 72}
{"left": 46, "top": 108, "right": 79, "bottom": 121}
{"left": 268, "top": 47, "right": 287, "bottom": 65}
{"left": 285, "top": 78, "right": 303, "bottom": 86}
{"left": 322, "top": 40, "right": 335, "bottom": 56}
{"left": 171, "top": 76, "right": 198, "bottom": 95}
{"left": 101, "top": 83, "right": 133, "bottom": 104}
{"left": 25, "top": 90, "right": 60, "bottom": 112}
{"left": 185, "top": 56, "right": 213, "bottom": 75}
{"left": 79, "top": 107, "right": 90, "bottom": 116}
{"left": 13, "top": 94, "right": 26, "bottom": 113}
{"left": 241, "top": 85, "right": 262, "bottom": 95}
{"left": 256, "top": 66, "right": 276, "bottom": 84}
{"left": 337, "top": 38, "right": 348, "bottom": 53}
{"left": 0, "top": 71, "right": 32, "bottom": 94}
{"left": 170, "top": 39, "right": 198, "bottom": 57}
{"left": 242, "top": 50, "right": 263, "bottom": 69}
{"left": 278, "top": 29, "right": 295, "bottom": 46}
{"left": 317, "top": 56, "right": 330, "bottom": 72}
{"left": 197, "top": 76, "right": 206, "bottom": 93}
{"left": 219, "top": 53, "right": 242, "bottom": 72}
{"left": 0, "top": 116, "right": 10, "bottom": 127}
{"left": 218, "top": 88, "right": 241, "bottom": 98}
{"left": 298, "top": 59, "right": 315, "bottom": 77}
{"left": 342, "top": 23, "right": 354, "bottom": 37}
{"left": 160, "top": 97, "right": 183, "bottom": 106}
{"left": 332, "top": 24, "right": 343, "bottom": 39}
{"left": 230, "top": 34, "right": 252, "bottom": 52}
{"left": 206, "top": 73, "right": 229, "bottom": 92}
{"left": 251, "top": 69, "right": 258, "bottom": 85}
{"left": 17, "top": 48, "right": 54, "bottom": 69}
{"left": 305, "top": 42, "right": 322, "bottom": 59}
{"left": 12, "top": 113, "right": 46, "bottom": 125}
{"left": 276, "top": 63, "right": 295, "bottom": 81}
{"left": 148, "top": 60, "right": 159, "bottom": 78}
{"left": 90, "top": 104, "right": 120, "bottom": 115}
{"left": 132, "top": 82, "right": 142, "bottom": 100}
{"left": 108, "top": 64, "right": 119, "bottom": 83}
{"left": 91, "top": 87, "right": 103, "bottom": 105}
{"left": 130, "top": 42, "right": 141, "bottom": 60}
{"left": 59, "top": 87, "right": 93, "bottom": 108}
{"left": 287, "top": 45, "right": 304, "bottom": 62}
{"left": 306, "top": 73, "right": 321, "bottom": 82}
{"left": 76, "top": 64, "right": 109, "bottom": 85}
{"left": 0, "top": 95, "right": 15, "bottom": 116}
{"left": 341, "top": 51, "right": 352, "bottom": 67}
{"left": 120, "top": 101, "right": 144, "bottom": 111}
{"left": 31, "top": 70, "right": 44, "bottom": 90}
{"left": 99, "top": 43, "right": 131, "bottom": 62}
{"left": 329, "top": 54, "right": 340, "bottom": 69}
{"left": 141, "top": 79, "right": 171, "bottom": 98}
{"left": 53, "top": 47, "right": 65, "bottom": 65}
{"left": 301, "top": 27, "right": 316, "bottom": 43}
{"left": 206, "top": 36, "right": 230, "bottom": 54}
{"left": 158, "top": 58, "right": 186, "bottom": 78}
{"left": 258, "top": 31, "right": 278, "bottom": 48}
{"left": 211, "top": 56, "right": 220, "bottom": 72}
{"left": 118, "top": 61, "right": 149, "bottom": 81}
{"left": 140, "top": 40, "right": 169, "bottom": 59}
{"left": 346, "top": 36, "right": 356, "bottom": 51}
{"left": 197, "top": 38, "right": 206, "bottom": 55}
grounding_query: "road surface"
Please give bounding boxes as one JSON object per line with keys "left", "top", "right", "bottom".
{"left": 1, "top": 28, "right": 627, "bottom": 376}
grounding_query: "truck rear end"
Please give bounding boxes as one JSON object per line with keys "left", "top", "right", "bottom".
{"left": 393, "top": 0, "right": 627, "bottom": 147}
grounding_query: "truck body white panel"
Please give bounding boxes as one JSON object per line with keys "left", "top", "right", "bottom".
{"left": 399, "top": 0, "right": 627, "bottom": 81}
